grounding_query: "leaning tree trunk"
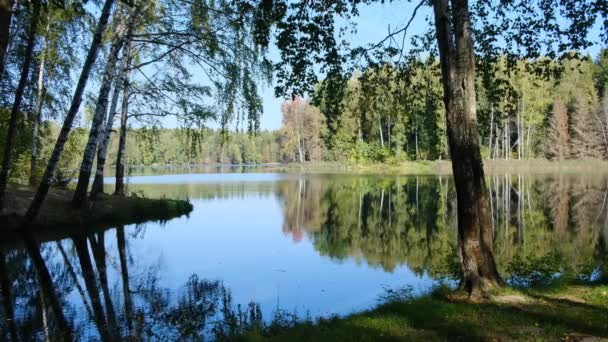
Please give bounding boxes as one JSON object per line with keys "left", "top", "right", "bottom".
{"left": 0, "top": 0, "right": 14, "bottom": 80}
{"left": 0, "top": 0, "right": 40, "bottom": 211}
{"left": 31, "top": 33, "right": 48, "bottom": 185}
{"left": 90, "top": 36, "right": 133, "bottom": 199}
{"left": 22, "top": 0, "right": 115, "bottom": 225}
{"left": 73, "top": 2, "right": 127, "bottom": 207}
{"left": 432, "top": 0, "right": 502, "bottom": 297}
{"left": 114, "top": 56, "right": 133, "bottom": 196}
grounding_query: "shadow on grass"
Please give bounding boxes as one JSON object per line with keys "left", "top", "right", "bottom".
{"left": 239, "top": 285, "right": 608, "bottom": 341}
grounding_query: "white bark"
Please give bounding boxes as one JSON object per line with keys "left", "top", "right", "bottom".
{"left": 73, "top": 1, "right": 128, "bottom": 205}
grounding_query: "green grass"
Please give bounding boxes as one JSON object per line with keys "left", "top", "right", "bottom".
{"left": 236, "top": 284, "right": 608, "bottom": 341}
{"left": 0, "top": 184, "right": 193, "bottom": 244}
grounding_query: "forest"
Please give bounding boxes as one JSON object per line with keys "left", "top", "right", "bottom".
{"left": 4, "top": 50, "right": 606, "bottom": 177}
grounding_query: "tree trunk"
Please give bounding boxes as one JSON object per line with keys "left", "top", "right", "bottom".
{"left": 387, "top": 115, "right": 392, "bottom": 149}
{"left": 91, "top": 38, "right": 132, "bottom": 199}
{"left": 517, "top": 97, "right": 521, "bottom": 160}
{"left": 114, "top": 54, "right": 133, "bottom": 196}
{"left": 0, "top": 0, "right": 14, "bottom": 80}
{"left": 432, "top": 0, "right": 502, "bottom": 297}
{"left": 415, "top": 129, "right": 419, "bottom": 160}
{"left": 293, "top": 103, "right": 304, "bottom": 163}
{"left": 73, "top": 2, "right": 127, "bottom": 207}
{"left": 0, "top": 0, "right": 40, "bottom": 211}
{"left": 22, "top": 0, "right": 115, "bottom": 225}
{"left": 378, "top": 116, "right": 384, "bottom": 147}
{"left": 488, "top": 106, "right": 494, "bottom": 160}
{"left": 30, "top": 33, "right": 48, "bottom": 185}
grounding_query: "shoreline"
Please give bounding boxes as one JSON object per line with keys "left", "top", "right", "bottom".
{"left": 109, "top": 159, "right": 608, "bottom": 176}
{"left": 0, "top": 184, "right": 193, "bottom": 245}
{"left": 240, "top": 282, "right": 608, "bottom": 341}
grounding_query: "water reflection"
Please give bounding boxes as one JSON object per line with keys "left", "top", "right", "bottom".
{"left": 0, "top": 228, "right": 266, "bottom": 340}
{"left": 279, "top": 174, "right": 608, "bottom": 279}
{"left": 0, "top": 173, "right": 607, "bottom": 340}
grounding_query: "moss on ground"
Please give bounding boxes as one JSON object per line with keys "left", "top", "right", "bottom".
{"left": 238, "top": 284, "right": 608, "bottom": 341}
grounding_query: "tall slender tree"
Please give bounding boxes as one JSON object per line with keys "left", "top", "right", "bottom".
{"left": 0, "top": 0, "right": 41, "bottom": 211}
{"left": 72, "top": 0, "right": 135, "bottom": 206}
{"left": 90, "top": 24, "right": 135, "bottom": 198}
{"left": 114, "top": 48, "right": 132, "bottom": 196}
{"left": 30, "top": 30, "right": 49, "bottom": 185}
{"left": 22, "top": 0, "right": 115, "bottom": 224}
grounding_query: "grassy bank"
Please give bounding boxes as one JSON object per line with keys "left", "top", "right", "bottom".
{"left": 239, "top": 283, "right": 608, "bottom": 341}
{"left": 277, "top": 159, "right": 608, "bottom": 175}
{"left": 0, "top": 184, "right": 193, "bottom": 243}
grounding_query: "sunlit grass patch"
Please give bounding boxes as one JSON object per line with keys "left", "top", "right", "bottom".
{"left": 236, "top": 282, "right": 608, "bottom": 341}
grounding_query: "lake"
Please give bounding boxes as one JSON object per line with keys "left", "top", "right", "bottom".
{"left": 2, "top": 168, "right": 607, "bottom": 340}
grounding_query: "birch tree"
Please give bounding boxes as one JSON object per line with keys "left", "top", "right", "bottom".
{"left": 0, "top": 0, "right": 40, "bottom": 211}
{"left": 22, "top": 0, "right": 116, "bottom": 224}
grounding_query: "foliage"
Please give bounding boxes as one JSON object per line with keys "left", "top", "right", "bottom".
{"left": 277, "top": 97, "right": 325, "bottom": 163}
{"left": 507, "top": 252, "right": 569, "bottom": 287}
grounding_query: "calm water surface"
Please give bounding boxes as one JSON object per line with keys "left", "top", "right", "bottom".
{"left": 2, "top": 169, "right": 607, "bottom": 340}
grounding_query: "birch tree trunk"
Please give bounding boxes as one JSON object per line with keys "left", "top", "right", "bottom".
{"left": 415, "top": 129, "right": 419, "bottom": 160}
{"left": 488, "top": 106, "right": 494, "bottom": 160}
{"left": 0, "top": 0, "right": 40, "bottom": 211}
{"left": 378, "top": 116, "right": 384, "bottom": 147}
{"left": 30, "top": 33, "right": 48, "bottom": 185}
{"left": 90, "top": 38, "right": 133, "bottom": 199}
{"left": 22, "top": 0, "right": 116, "bottom": 225}
{"left": 293, "top": 104, "right": 304, "bottom": 163}
{"left": 73, "top": 2, "right": 128, "bottom": 206}
{"left": 432, "top": 0, "right": 502, "bottom": 296}
{"left": 114, "top": 53, "right": 133, "bottom": 196}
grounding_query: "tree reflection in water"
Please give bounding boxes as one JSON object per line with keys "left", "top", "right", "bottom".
{"left": 0, "top": 174, "right": 607, "bottom": 340}
{"left": 278, "top": 174, "right": 608, "bottom": 280}
{"left": 0, "top": 226, "right": 269, "bottom": 341}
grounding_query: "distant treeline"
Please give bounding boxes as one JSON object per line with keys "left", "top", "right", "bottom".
{"left": 0, "top": 120, "right": 282, "bottom": 183}
{"left": 2, "top": 51, "right": 608, "bottom": 183}
{"left": 131, "top": 50, "right": 608, "bottom": 167}
{"left": 292, "top": 50, "right": 608, "bottom": 163}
